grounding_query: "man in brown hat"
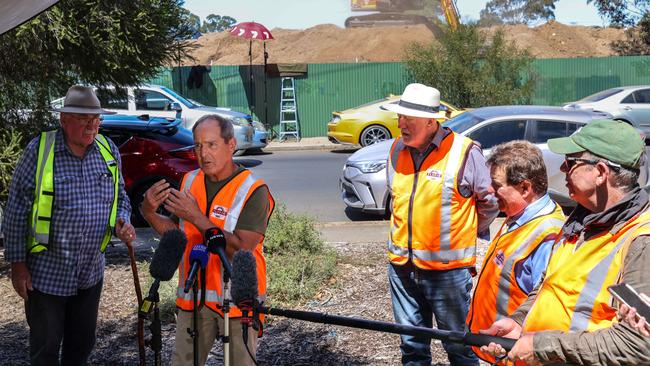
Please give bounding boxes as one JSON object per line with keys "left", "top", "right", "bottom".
{"left": 2, "top": 85, "right": 135, "bottom": 365}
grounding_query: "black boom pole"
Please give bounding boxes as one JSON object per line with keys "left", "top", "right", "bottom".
{"left": 258, "top": 306, "right": 516, "bottom": 351}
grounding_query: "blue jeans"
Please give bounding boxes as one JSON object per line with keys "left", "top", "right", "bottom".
{"left": 389, "top": 263, "right": 478, "bottom": 366}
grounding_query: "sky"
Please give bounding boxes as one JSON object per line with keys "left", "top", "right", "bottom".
{"left": 182, "top": 0, "right": 606, "bottom": 30}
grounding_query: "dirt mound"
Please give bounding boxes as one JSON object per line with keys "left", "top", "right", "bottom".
{"left": 485, "top": 21, "right": 627, "bottom": 58}
{"left": 184, "top": 21, "right": 627, "bottom": 66}
{"left": 186, "top": 23, "right": 435, "bottom": 65}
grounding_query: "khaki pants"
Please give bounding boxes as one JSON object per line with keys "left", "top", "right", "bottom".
{"left": 172, "top": 306, "right": 258, "bottom": 366}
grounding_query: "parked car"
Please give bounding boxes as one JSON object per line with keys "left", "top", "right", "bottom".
{"left": 565, "top": 85, "right": 650, "bottom": 136}
{"left": 53, "top": 84, "right": 268, "bottom": 154}
{"left": 186, "top": 97, "right": 269, "bottom": 153}
{"left": 340, "top": 106, "right": 650, "bottom": 216}
{"left": 99, "top": 113, "right": 199, "bottom": 226}
{"left": 327, "top": 95, "right": 467, "bottom": 147}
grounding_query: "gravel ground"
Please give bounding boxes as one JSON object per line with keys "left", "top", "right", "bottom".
{"left": 0, "top": 238, "right": 490, "bottom": 366}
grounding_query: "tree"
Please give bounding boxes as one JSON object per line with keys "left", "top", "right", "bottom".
{"left": 479, "top": 0, "right": 559, "bottom": 25}
{"left": 183, "top": 9, "right": 202, "bottom": 35}
{"left": 587, "top": 0, "right": 650, "bottom": 55}
{"left": 405, "top": 24, "right": 536, "bottom": 108}
{"left": 612, "top": 12, "right": 650, "bottom": 55}
{"left": 0, "top": 0, "right": 195, "bottom": 139}
{"left": 587, "top": 0, "right": 649, "bottom": 26}
{"left": 200, "top": 14, "right": 237, "bottom": 33}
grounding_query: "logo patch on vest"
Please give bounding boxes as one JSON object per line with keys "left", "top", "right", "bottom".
{"left": 493, "top": 250, "right": 505, "bottom": 268}
{"left": 211, "top": 205, "right": 228, "bottom": 220}
{"left": 425, "top": 168, "right": 443, "bottom": 182}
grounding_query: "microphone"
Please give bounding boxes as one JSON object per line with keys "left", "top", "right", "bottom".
{"left": 231, "top": 250, "right": 259, "bottom": 345}
{"left": 140, "top": 229, "right": 187, "bottom": 315}
{"left": 204, "top": 227, "right": 232, "bottom": 280}
{"left": 183, "top": 244, "right": 209, "bottom": 293}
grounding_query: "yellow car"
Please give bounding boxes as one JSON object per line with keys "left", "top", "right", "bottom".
{"left": 327, "top": 95, "right": 467, "bottom": 147}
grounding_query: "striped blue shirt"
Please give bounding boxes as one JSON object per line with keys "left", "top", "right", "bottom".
{"left": 2, "top": 129, "right": 131, "bottom": 296}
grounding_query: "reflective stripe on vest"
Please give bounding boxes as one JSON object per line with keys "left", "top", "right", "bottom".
{"left": 177, "top": 168, "right": 274, "bottom": 317}
{"left": 523, "top": 211, "right": 650, "bottom": 333}
{"left": 387, "top": 133, "right": 477, "bottom": 270}
{"left": 467, "top": 203, "right": 564, "bottom": 364}
{"left": 95, "top": 134, "right": 119, "bottom": 252}
{"left": 28, "top": 131, "right": 118, "bottom": 253}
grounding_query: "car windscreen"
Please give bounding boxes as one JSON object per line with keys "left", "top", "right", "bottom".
{"left": 443, "top": 112, "right": 485, "bottom": 133}
{"left": 358, "top": 97, "right": 393, "bottom": 109}
{"left": 160, "top": 86, "right": 196, "bottom": 108}
{"left": 579, "top": 88, "right": 623, "bottom": 102}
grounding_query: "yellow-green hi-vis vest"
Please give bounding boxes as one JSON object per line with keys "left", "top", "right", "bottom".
{"left": 28, "top": 130, "right": 119, "bottom": 254}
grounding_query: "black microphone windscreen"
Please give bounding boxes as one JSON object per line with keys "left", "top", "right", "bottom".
{"left": 150, "top": 229, "right": 187, "bottom": 281}
{"left": 231, "top": 250, "right": 258, "bottom": 305}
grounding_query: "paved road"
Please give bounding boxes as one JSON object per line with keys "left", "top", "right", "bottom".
{"left": 235, "top": 149, "right": 384, "bottom": 223}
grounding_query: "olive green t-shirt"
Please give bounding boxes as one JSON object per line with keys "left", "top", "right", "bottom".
{"left": 203, "top": 165, "right": 270, "bottom": 235}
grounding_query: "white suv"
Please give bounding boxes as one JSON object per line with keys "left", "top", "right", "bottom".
{"left": 53, "top": 85, "right": 267, "bottom": 154}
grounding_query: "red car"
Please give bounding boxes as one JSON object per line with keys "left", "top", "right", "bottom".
{"left": 99, "top": 114, "right": 198, "bottom": 226}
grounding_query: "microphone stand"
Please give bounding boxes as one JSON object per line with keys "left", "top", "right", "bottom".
{"left": 139, "top": 280, "right": 163, "bottom": 366}
{"left": 221, "top": 267, "right": 231, "bottom": 366}
{"left": 189, "top": 277, "right": 200, "bottom": 366}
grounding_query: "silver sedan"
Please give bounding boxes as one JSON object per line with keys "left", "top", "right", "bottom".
{"left": 565, "top": 86, "right": 650, "bottom": 136}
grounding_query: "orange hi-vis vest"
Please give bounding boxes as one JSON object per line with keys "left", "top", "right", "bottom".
{"left": 176, "top": 168, "right": 274, "bottom": 317}
{"left": 387, "top": 133, "right": 477, "bottom": 270}
{"left": 523, "top": 210, "right": 650, "bottom": 333}
{"left": 467, "top": 202, "right": 564, "bottom": 364}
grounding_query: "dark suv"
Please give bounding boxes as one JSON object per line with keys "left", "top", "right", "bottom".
{"left": 99, "top": 114, "right": 198, "bottom": 226}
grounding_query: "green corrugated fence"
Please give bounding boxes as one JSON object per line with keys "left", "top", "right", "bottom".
{"left": 148, "top": 55, "right": 650, "bottom": 138}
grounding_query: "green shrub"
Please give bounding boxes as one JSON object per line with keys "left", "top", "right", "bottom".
{"left": 266, "top": 248, "right": 337, "bottom": 304}
{"left": 0, "top": 129, "right": 23, "bottom": 203}
{"left": 265, "top": 204, "right": 338, "bottom": 305}
{"left": 264, "top": 204, "right": 325, "bottom": 255}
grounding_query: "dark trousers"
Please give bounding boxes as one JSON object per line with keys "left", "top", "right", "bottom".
{"left": 25, "top": 281, "right": 103, "bottom": 366}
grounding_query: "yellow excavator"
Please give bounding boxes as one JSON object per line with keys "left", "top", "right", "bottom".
{"left": 345, "top": 0, "right": 460, "bottom": 31}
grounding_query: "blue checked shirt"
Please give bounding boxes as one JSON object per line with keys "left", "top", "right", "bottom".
{"left": 2, "top": 129, "right": 131, "bottom": 296}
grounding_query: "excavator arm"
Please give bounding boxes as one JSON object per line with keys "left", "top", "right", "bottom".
{"left": 441, "top": 0, "right": 460, "bottom": 31}
{"left": 346, "top": 0, "right": 460, "bottom": 31}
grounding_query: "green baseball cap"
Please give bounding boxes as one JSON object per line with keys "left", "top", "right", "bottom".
{"left": 547, "top": 119, "right": 645, "bottom": 169}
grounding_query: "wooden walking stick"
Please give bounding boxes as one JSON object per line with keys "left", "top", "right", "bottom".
{"left": 125, "top": 236, "right": 146, "bottom": 366}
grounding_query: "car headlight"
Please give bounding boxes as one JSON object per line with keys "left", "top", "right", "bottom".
{"left": 349, "top": 161, "right": 386, "bottom": 173}
{"left": 251, "top": 121, "right": 266, "bottom": 131}
{"left": 231, "top": 117, "right": 248, "bottom": 127}
{"left": 330, "top": 116, "right": 341, "bottom": 124}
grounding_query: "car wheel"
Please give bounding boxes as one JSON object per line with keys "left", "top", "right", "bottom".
{"left": 129, "top": 181, "right": 175, "bottom": 227}
{"left": 360, "top": 125, "right": 391, "bottom": 147}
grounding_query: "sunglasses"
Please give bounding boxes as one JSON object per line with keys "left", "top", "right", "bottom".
{"left": 564, "top": 156, "right": 621, "bottom": 171}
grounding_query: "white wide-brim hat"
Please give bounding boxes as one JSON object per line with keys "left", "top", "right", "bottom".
{"left": 381, "top": 83, "right": 447, "bottom": 119}
{"left": 51, "top": 85, "right": 116, "bottom": 115}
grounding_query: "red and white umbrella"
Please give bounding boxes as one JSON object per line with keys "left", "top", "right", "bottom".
{"left": 230, "top": 22, "right": 274, "bottom": 123}
{"left": 230, "top": 22, "right": 274, "bottom": 40}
